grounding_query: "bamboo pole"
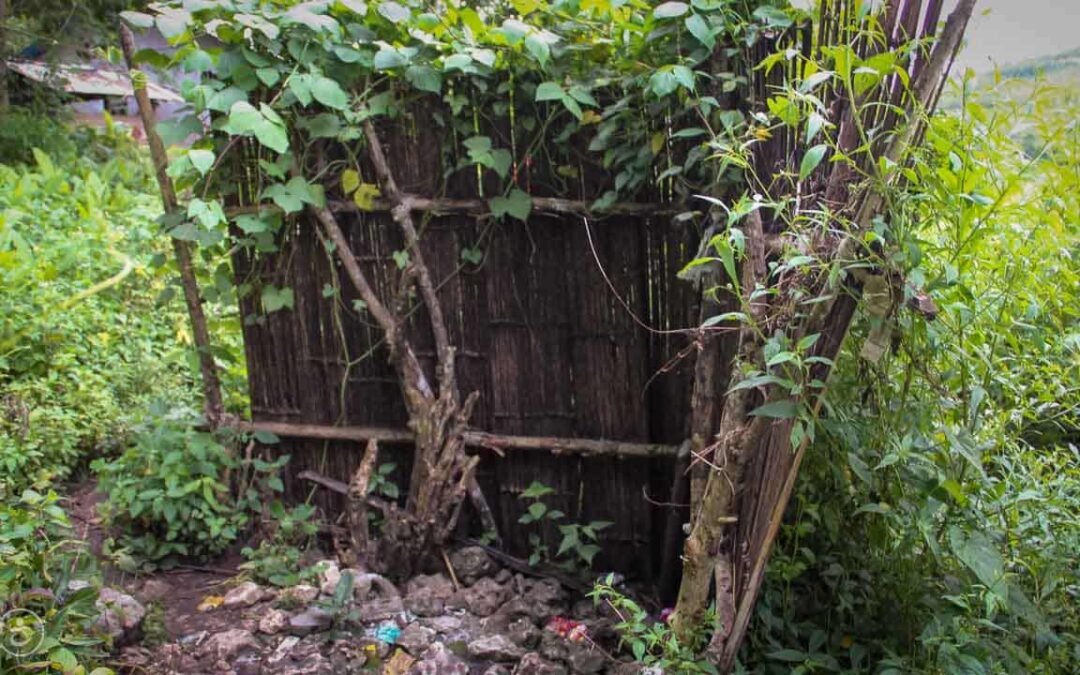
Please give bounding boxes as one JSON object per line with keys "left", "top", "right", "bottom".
{"left": 229, "top": 420, "right": 678, "bottom": 458}
{"left": 119, "top": 24, "right": 225, "bottom": 425}
{"left": 226, "top": 196, "right": 679, "bottom": 219}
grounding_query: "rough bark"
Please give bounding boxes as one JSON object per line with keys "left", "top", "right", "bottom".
{"left": 119, "top": 24, "right": 224, "bottom": 426}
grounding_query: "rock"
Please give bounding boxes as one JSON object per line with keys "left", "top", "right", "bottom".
{"left": 526, "top": 579, "right": 566, "bottom": 617}
{"left": 566, "top": 644, "right": 606, "bottom": 674}
{"left": 94, "top": 587, "right": 146, "bottom": 644}
{"left": 483, "top": 667, "right": 513, "bottom": 675}
{"left": 467, "top": 634, "right": 526, "bottom": 662}
{"left": 513, "top": 652, "right": 569, "bottom": 675}
{"left": 404, "top": 574, "right": 456, "bottom": 616}
{"left": 423, "top": 613, "right": 480, "bottom": 645}
{"left": 494, "top": 568, "right": 512, "bottom": 584}
{"left": 278, "top": 584, "right": 319, "bottom": 607}
{"left": 496, "top": 598, "right": 537, "bottom": 623}
{"left": 608, "top": 661, "right": 644, "bottom": 675}
{"left": 408, "top": 642, "right": 469, "bottom": 675}
{"left": 317, "top": 561, "right": 342, "bottom": 596}
{"left": 289, "top": 607, "right": 335, "bottom": 636}
{"left": 397, "top": 623, "right": 436, "bottom": 654}
{"left": 259, "top": 608, "right": 290, "bottom": 635}
{"left": 461, "top": 577, "right": 511, "bottom": 617}
{"left": 266, "top": 636, "right": 334, "bottom": 674}
{"left": 267, "top": 635, "right": 301, "bottom": 665}
{"left": 234, "top": 652, "right": 263, "bottom": 675}
{"left": 424, "top": 615, "right": 463, "bottom": 634}
{"left": 508, "top": 617, "right": 541, "bottom": 648}
{"left": 138, "top": 578, "right": 172, "bottom": 603}
{"left": 223, "top": 581, "right": 266, "bottom": 608}
{"left": 353, "top": 572, "right": 404, "bottom": 621}
{"left": 327, "top": 639, "right": 369, "bottom": 672}
{"left": 201, "top": 628, "right": 261, "bottom": 661}
{"left": 450, "top": 546, "right": 498, "bottom": 585}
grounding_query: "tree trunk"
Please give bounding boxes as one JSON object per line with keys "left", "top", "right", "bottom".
{"left": 119, "top": 24, "right": 225, "bottom": 426}
{"left": 0, "top": 0, "right": 9, "bottom": 110}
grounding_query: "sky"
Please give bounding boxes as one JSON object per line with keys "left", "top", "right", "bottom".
{"left": 951, "top": 0, "right": 1080, "bottom": 71}
{"left": 787, "top": 1, "right": 1080, "bottom": 71}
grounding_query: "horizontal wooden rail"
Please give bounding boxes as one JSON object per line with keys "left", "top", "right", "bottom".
{"left": 227, "top": 420, "right": 677, "bottom": 458}
{"left": 226, "top": 195, "right": 680, "bottom": 219}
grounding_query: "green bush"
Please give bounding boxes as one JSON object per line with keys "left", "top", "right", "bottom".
{"left": 0, "top": 487, "right": 109, "bottom": 672}
{"left": 91, "top": 406, "right": 247, "bottom": 566}
{"left": 240, "top": 502, "right": 320, "bottom": 587}
{"left": 0, "top": 140, "right": 210, "bottom": 490}
{"left": 0, "top": 108, "right": 76, "bottom": 165}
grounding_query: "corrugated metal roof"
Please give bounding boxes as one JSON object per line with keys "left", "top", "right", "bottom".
{"left": 7, "top": 60, "right": 183, "bottom": 103}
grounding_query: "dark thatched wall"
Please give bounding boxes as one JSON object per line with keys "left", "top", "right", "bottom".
{"left": 233, "top": 111, "right": 703, "bottom": 583}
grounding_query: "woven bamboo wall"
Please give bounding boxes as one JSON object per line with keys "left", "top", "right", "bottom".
{"left": 232, "top": 111, "right": 703, "bottom": 583}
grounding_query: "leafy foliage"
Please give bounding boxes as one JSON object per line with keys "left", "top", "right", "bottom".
{"left": 240, "top": 502, "right": 320, "bottom": 587}
{"left": 0, "top": 132, "right": 211, "bottom": 491}
{"left": 738, "top": 74, "right": 1080, "bottom": 674}
{"left": 0, "top": 488, "right": 110, "bottom": 673}
{"left": 517, "top": 480, "right": 612, "bottom": 570}
{"left": 92, "top": 405, "right": 289, "bottom": 568}
{"left": 590, "top": 575, "right": 717, "bottom": 673}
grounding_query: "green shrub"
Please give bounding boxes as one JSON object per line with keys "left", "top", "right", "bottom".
{"left": 92, "top": 406, "right": 246, "bottom": 567}
{"left": 0, "top": 143, "right": 211, "bottom": 490}
{"left": 0, "top": 488, "right": 109, "bottom": 672}
{"left": 0, "top": 108, "right": 76, "bottom": 165}
{"left": 240, "top": 502, "right": 320, "bottom": 587}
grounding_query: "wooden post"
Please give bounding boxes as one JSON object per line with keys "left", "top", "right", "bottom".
{"left": 0, "top": 0, "right": 9, "bottom": 109}
{"left": 119, "top": 24, "right": 225, "bottom": 426}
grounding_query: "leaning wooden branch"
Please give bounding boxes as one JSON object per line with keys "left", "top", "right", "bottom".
{"left": 119, "top": 24, "right": 224, "bottom": 426}
{"left": 362, "top": 121, "right": 456, "bottom": 395}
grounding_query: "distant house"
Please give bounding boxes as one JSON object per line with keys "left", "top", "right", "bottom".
{"left": 5, "top": 28, "right": 191, "bottom": 138}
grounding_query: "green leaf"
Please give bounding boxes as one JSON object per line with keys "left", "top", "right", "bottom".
{"left": 949, "top": 527, "right": 1007, "bottom": 595}
{"left": 649, "top": 70, "right": 679, "bottom": 98}
{"left": 535, "top": 82, "right": 564, "bottom": 102}
{"left": 312, "top": 77, "right": 349, "bottom": 110}
{"left": 521, "top": 481, "right": 554, "bottom": 499}
{"left": 489, "top": 189, "right": 532, "bottom": 222}
{"left": 253, "top": 430, "right": 280, "bottom": 444}
{"left": 256, "top": 68, "right": 281, "bottom": 87}
{"left": 49, "top": 647, "right": 79, "bottom": 673}
{"left": 799, "top": 144, "right": 828, "bottom": 180}
{"left": 261, "top": 286, "right": 294, "bottom": 313}
{"left": 685, "top": 14, "right": 715, "bottom": 49}
{"left": 749, "top": 399, "right": 797, "bottom": 419}
{"left": 653, "top": 2, "right": 689, "bottom": 19}
{"left": 156, "top": 9, "right": 192, "bottom": 40}
{"left": 374, "top": 47, "right": 409, "bottom": 70}
{"left": 753, "top": 6, "right": 793, "bottom": 28}
{"left": 405, "top": 65, "right": 442, "bottom": 94}
{"left": 672, "top": 65, "right": 695, "bottom": 91}
{"left": 768, "top": 649, "right": 808, "bottom": 663}
{"left": 377, "top": 1, "right": 410, "bottom": 23}
{"left": 189, "top": 149, "right": 215, "bottom": 176}
{"left": 120, "top": 11, "right": 155, "bottom": 28}
{"left": 524, "top": 33, "right": 550, "bottom": 67}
